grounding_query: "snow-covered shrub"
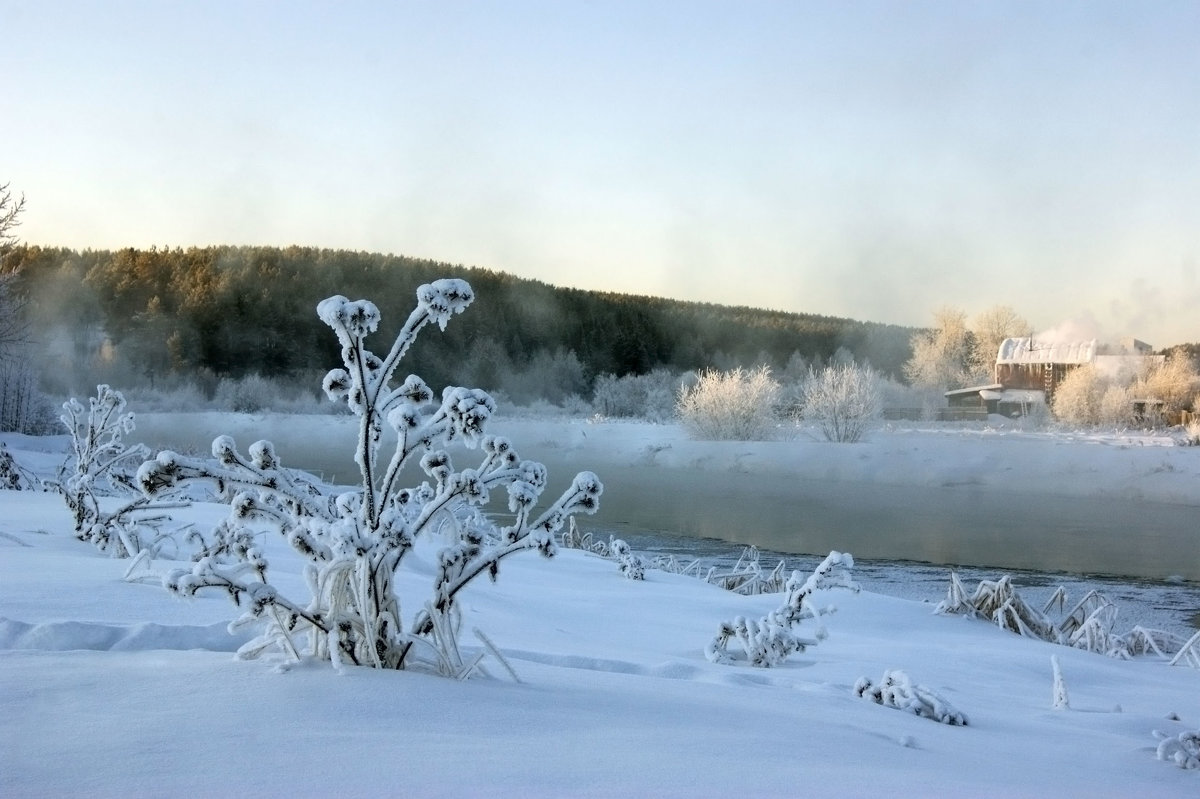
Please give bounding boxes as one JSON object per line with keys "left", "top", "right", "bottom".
{"left": 1154, "top": 728, "right": 1200, "bottom": 770}
{"left": 677, "top": 366, "right": 781, "bottom": 441}
{"left": 1096, "top": 383, "right": 1135, "bottom": 428}
{"left": 1052, "top": 365, "right": 1105, "bottom": 426}
{"left": 139, "top": 281, "right": 603, "bottom": 674}
{"left": 706, "top": 550, "right": 857, "bottom": 667}
{"left": 0, "top": 442, "right": 40, "bottom": 490}
{"left": 854, "top": 669, "right": 968, "bottom": 726}
{"left": 59, "top": 385, "right": 186, "bottom": 557}
{"left": 213, "top": 373, "right": 277, "bottom": 413}
{"left": 799, "top": 362, "right": 882, "bottom": 443}
{"left": 1137, "top": 352, "right": 1200, "bottom": 421}
{"left": 610, "top": 539, "right": 646, "bottom": 581}
{"left": 592, "top": 369, "right": 681, "bottom": 421}
{"left": 1178, "top": 417, "right": 1200, "bottom": 446}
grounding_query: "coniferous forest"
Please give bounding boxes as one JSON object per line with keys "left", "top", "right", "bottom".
{"left": 3, "top": 244, "right": 914, "bottom": 402}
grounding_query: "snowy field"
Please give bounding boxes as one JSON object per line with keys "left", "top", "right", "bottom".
{"left": 3, "top": 417, "right": 1200, "bottom": 796}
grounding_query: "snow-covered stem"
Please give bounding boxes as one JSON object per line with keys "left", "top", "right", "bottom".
{"left": 706, "top": 550, "right": 858, "bottom": 667}
{"left": 1050, "top": 655, "right": 1070, "bottom": 709}
{"left": 59, "top": 385, "right": 187, "bottom": 557}
{"left": 142, "top": 282, "right": 602, "bottom": 672}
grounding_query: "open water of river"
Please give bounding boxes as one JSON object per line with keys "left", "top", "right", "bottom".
{"left": 132, "top": 413, "right": 1200, "bottom": 629}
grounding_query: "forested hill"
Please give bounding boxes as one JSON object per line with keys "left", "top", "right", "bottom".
{"left": 6, "top": 244, "right": 914, "bottom": 392}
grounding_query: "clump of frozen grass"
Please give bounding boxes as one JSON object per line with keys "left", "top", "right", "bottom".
{"left": 799, "top": 362, "right": 882, "bottom": 443}
{"left": 677, "top": 366, "right": 781, "bottom": 441}
{"left": 854, "top": 669, "right": 968, "bottom": 726}
{"left": 0, "top": 442, "right": 41, "bottom": 490}
{"left": 935, "top": 572, "right": 1191, "bottom": 663}
{"left": 703, "top": 546, "right": 789, "bottom": 595}
{"left": 58, "top": 385, "right": 187, "bottom": 558}
{"left": 706, "top": 550, "right": 857, "bottom": 667}
{"left": 140, "top": 281, "right": 602, "bottom": 674}
{"left": 1178, "top": 418, "right": 1200, "bottom": 446}
{"left": 1154, "top": 728, "right": 1200, "bottom": 769}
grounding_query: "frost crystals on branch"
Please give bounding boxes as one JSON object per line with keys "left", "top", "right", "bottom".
{"left": 706, "top": 550, "right": 857, "bottom": 667}
{"left": 59, "top": 385, "right": 186, "bottom": 557}
{"left": 140, "top": 281, "right": 602, "bottom": 674}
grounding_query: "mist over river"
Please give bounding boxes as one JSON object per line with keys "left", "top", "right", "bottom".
{"left": 133, "top": 413, "right": 1200, "bottom": 582}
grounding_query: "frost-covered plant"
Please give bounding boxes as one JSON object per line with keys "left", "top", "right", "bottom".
{"left": 1169, "top": 631, "right": 1200, "bottom": 669}
{"left": 59, "top": 385, "right": 185, "bottom": 557}
{"left": 935, "top": 573, "right": 1189, "bottom": 662}
{"left": 610, "top": 538, "right": 646, "bottom": 581}
{"left": 139, "top": 281, "right": 602, "bottom": 673}
{"left": 706, "top": 550, "right": 857, "bottom": 667}
{"left": 799, "top": 362, "right": 882, "bottom": 443}
{"left": 934, "top": 573, "right": 1057, "bottom": 639}
{"left": 592, "top": 369, "right": 682, "bottom": 422}
{"left": 1178, "top": 418, "right": 1200, "bottom": 446}
{"left": 1050, "top": 655, "right": 1070, "bottom": 709}
{"left": 1154, "top": 728, "right": 1200, "bottom": 770}
{"left": 0, "top": 442, "right": 40, "bottom": 490}
{"left": 677, "top": 366, "right": 781, "bottom": 441}
{"left": 854, "top": 669, "right": 968, "bottom": 726}
{"left": 703, "top": 546, "right": 789, "bottom": 596}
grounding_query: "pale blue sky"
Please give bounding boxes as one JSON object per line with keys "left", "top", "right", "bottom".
{"left": 5, "top": 1, "right": 1198, "bottom": 345}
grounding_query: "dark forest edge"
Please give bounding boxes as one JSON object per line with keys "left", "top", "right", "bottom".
{"left": 3, "top": 244, "right": 916, "bottom": 405}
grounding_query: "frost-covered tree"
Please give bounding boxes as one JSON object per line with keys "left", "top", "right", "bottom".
{"left": 1137, "top": 352, "right": 1199, "bottom": 420}
{"left": 139, "top": 281, "right": 603, "bottom": 673}
{"left": 800, "top": 362, "right": 882, "bottom": 443}
{"left": 706, "top": 550, "right": 857, "bottom": 667}
{"left": 903, "top": 308, "right": 975, "bottom": 392}
{"left": 677, "top": 366, "right": 781, "bottom": 440}
{"left": 59, "top": 385, "right": 185, "bottom": 557}
{"left": 969, "top": 305, "right": 1032, "bottom": 383}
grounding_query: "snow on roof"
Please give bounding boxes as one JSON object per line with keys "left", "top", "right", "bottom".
{"left": 996, "top": 337, "right": 1096, "bottom": 365}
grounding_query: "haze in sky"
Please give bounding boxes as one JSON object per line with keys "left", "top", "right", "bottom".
{"left": 5, "top": 1, "right": 1198, "bottom": 346}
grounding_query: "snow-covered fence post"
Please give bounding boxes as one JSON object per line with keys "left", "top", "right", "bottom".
{"left": 140, "top": 280, "right": 602, "bottom": 673}
{"left": 58, "top": 385, "right": 187, "bottom": 557}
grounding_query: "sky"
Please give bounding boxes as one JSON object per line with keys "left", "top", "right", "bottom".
{"left": 5, "top": 1, "right": 1199, "bottom": 346}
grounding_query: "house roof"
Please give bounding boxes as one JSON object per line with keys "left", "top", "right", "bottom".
{"left": 996, "top": 337, "right": 1096, "bottom": 365}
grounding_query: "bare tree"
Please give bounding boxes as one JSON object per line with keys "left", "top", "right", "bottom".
{"left": 0, "top": 182, "right": 25, "bottom": 255}
{"left": 0, "top": 182, "right": 29, "bottom": 362}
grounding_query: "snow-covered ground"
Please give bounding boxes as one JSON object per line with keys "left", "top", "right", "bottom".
{"left": 3, "top": 417, "right": 1199, "bottom": 796}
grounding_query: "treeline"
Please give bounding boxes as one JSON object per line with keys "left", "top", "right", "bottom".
{"left": 5, "top": 244, "right": 914, "bottom": 401}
